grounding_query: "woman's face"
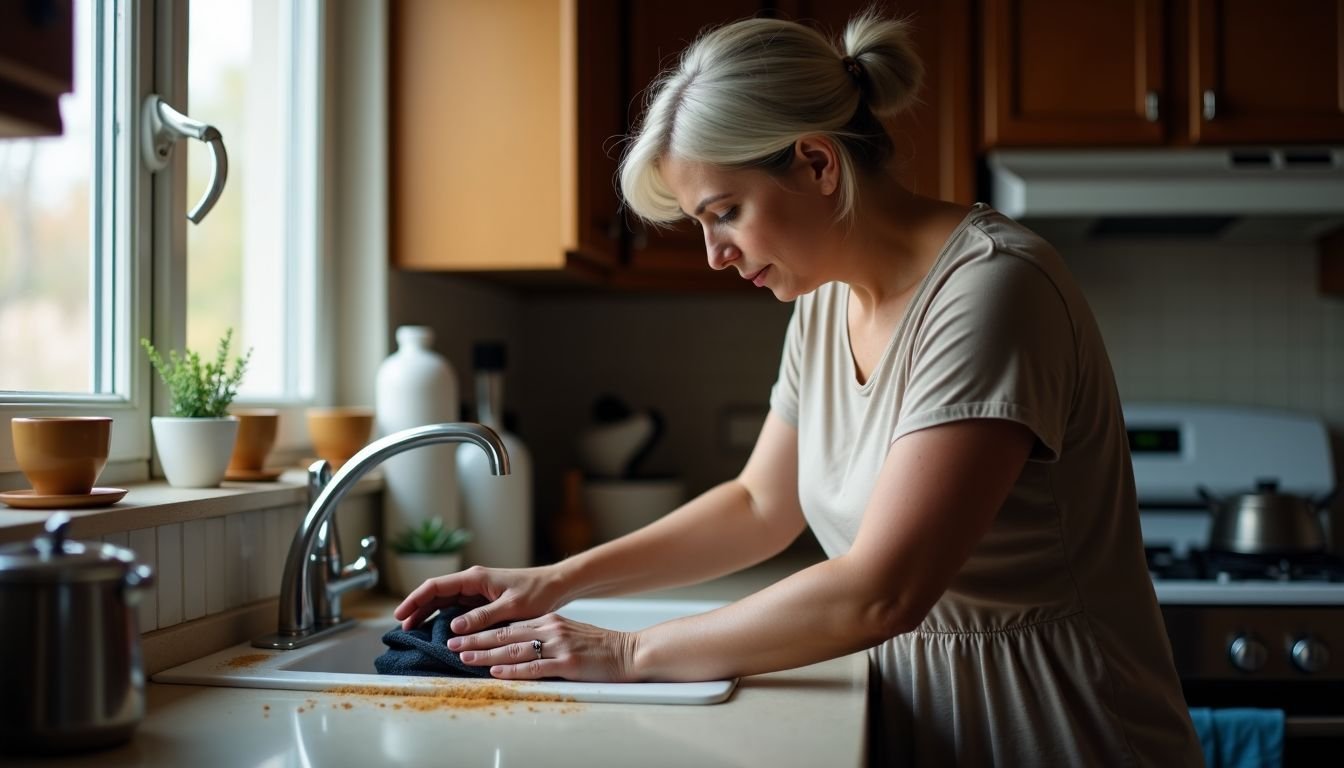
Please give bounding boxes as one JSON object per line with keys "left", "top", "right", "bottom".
{"left": 659, "top": 147, "right": 841, "bottom": 301}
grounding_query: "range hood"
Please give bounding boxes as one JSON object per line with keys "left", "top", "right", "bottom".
{"left": 987, "top": 147, "right": 1344, "bottom": 242}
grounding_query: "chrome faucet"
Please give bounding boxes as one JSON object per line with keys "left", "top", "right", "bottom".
{"left": 254, "top": 422, "right": 510, "bottom": 650}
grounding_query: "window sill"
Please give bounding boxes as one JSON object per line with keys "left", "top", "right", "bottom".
{"left": 0, "top": 468, "right": 382, "bottom": 545}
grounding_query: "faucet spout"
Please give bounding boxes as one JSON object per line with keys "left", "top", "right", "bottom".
{"left": 255, "top": 422, "right": 510, "bottom": 648}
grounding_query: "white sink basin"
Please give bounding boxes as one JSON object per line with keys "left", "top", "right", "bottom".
{"left": 153, "top": 598, "right": 736, "bottom": 705}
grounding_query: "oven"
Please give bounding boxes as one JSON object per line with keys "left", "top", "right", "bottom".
{"left": 1125, "top": 403, "right": 1344, "bottom": 755}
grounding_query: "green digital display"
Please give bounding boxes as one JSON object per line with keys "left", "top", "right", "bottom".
{"left": 1127, "top": 427, "right": 1180, "bottom": 454}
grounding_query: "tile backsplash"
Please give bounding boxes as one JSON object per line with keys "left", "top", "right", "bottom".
{"left": 1066, "top": 240, "right": 1344, "bottom": 422}
{"left": 96, "top": 498, "right": 376, "bottom": 635}
{"left": 107, "top": 506, "right": 303, "bottom": 633}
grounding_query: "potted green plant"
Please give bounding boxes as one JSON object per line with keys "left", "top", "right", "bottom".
{"left": 142, "top": 329, "right": 252, "bottom": 488}
{"left": 385, "top": 517, "right": 472, "bottom": 596}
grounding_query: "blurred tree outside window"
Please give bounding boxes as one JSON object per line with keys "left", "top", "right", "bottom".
{"left": 0, "top": 0, "right": 94, "bottom": 394}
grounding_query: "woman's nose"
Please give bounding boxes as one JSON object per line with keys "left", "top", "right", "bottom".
{"left": 704, "top": 232, "right": 740, "bottom": 271}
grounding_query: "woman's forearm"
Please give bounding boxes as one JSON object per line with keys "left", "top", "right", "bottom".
{"left": 628, "top": 554, "right": 899, "bottom": 682}
{"left": 554, "top": 479, "right": 805, "bottom": 602}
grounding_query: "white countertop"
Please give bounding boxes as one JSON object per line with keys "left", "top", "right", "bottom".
{"left": 12, "top": 546, "right": 869, "bottom": 768}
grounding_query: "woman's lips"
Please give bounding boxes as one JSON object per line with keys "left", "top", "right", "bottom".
{"left": 748, "top": 265, "right": 771, "bottom": 287}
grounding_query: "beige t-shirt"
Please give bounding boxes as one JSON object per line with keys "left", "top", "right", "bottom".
{"left": 770, "top": 204, "right": 1202, "bottom": 765}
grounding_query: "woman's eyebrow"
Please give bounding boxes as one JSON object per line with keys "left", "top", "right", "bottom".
{"left": 683, "top": 192, "right": 732, "bottom": 218}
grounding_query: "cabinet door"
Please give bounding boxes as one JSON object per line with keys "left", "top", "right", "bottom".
{"left": 0, "top": 0, "right": 73, "bottom": 136}
{"left": 573, "top": 0, "right": 626, "bottom": 267}
{"left": 1188, "top": 0, "right": 1344, "bottom": 143}
{"left": 982, "top": 0, "right": 1166, "bottom": 147}
{"left": 622, "top": 0, "right": 771, "bottom": 289}
{"left": 788, "top": 0, "right": 974, "bottom": 204}
{"left": 390, "top": 0, "right": 619, "bottom": 272}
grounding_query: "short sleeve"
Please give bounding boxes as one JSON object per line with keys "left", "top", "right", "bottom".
{"left": 894, "top": 252, "right": 1077, "bottom": 462}
{"left": 769, "top": 300, "right": 805, "bottom": 427}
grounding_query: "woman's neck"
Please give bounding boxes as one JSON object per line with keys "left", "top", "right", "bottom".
{"left": 833, "top": 176, "right": 966, "bottom": 316}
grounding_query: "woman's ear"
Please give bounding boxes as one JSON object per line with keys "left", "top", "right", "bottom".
{"left": 792, "top": 136, "right": 840, "bottom": 197}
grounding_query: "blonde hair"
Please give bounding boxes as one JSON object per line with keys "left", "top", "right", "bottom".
{"left": 619, "top": 11, "right": 924, "bottom": 226}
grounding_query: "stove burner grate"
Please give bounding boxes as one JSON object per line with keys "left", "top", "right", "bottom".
{"left": 1146, "top": 547, "right": 1344, "bottom": 583}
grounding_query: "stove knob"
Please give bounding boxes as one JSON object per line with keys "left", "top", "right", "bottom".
{"left": 1290, "top": 637, "right": 1330, "bottom": 674}
{"left": 1228, "top": 635, "right": 1267, "bottom": 673}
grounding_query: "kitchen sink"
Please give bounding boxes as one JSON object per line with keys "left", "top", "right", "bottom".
{"left": 153, "top": 598, "right": 737, "bottom": 705}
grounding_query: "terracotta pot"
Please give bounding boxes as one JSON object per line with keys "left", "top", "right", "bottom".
{"left": 10, "top": 417, "right": 112, "bottom": 495}
{"left": 305, "top": 407, "right": 374, "bottom": 470}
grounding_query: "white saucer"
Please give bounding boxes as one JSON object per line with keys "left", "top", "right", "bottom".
{"left": 0, "top": 487, "right": 129, "bottom": 510}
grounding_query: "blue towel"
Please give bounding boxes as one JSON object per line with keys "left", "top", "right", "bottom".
{"left": 1188, "top": 707, "right": 1284, "bottom": 768}
{"left": 373, "top": 607, "right": 492, "bottom": 679}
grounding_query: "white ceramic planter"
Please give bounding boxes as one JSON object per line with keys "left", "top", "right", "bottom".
{"left": 151, "top": 417, "right": 239, "bottom": 488}
{"left": 384, "top": 551, "right": 462, "bottom": 598}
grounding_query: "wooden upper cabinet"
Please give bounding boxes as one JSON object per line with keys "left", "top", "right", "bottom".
{"left": 983, "top": 0, "right": 1344, "bottom": 148}
{"left": 621, "top": 0, "right": 766, "bottom": 287}
{"left": 0, "top": 0, "right": 74, "bottom": 137}
{"left": 790, "top": 0, "right": 975, "bottom": 204}
{"left": 1188, "top": 0, "right": 1344, "bottom": 144}
{"left": 390, "top": 0, "right": 622, "bottom": 273}
{"left": 982, "top": 0, "right": 1166, "bottom": 147}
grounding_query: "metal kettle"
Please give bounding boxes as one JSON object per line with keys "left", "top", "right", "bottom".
{"left": 0, "top": 513, "right": 154, "bottom": 755}
{"left": 1198, "top": 479, "right": 1333, "bottom": 555}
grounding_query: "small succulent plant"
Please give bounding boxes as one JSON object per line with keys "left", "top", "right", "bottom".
{"left": 391, "top": 517, "right": 472, "bottom": 555}
{"left": 141, "top": 329, "right": 252, "bottom": 418}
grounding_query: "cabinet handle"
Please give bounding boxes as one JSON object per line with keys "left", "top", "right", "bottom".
{"left": 1144, "top": 91, "right": 1159, "bottom": 122}
{"left": 1202, "top": 89, "right": 1217, "bottom": 121}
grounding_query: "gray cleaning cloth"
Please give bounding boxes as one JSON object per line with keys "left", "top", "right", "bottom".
{"left": 374, "top": 607, "right": 492, "bottom": 679}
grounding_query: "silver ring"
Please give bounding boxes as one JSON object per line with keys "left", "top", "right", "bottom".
{"left": 532, "top": 639, "right": 543, "bottom": 659}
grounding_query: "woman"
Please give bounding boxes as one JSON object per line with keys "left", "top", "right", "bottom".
{"left": 395, "top": 12, "right": 1202, "bottom": 764}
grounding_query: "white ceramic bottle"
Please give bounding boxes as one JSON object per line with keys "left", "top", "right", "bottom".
{"left": 375, "top": 326, "right": 460, "bottom": 541}
{"left": 457, "top": 342, "right": 532, "bottom": 568}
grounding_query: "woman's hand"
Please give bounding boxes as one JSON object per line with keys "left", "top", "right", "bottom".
{"left": 450, "top": 613, "right": 639, "bottom": 682}
{"left": 392, "top": 564, "right": 570, "bottom": 634}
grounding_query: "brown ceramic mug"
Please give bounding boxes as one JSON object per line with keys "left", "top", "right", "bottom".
{"left": 11, "top": 417, "right": 113, "bottom": 496}
{"left": 227, "top": 409, "right": 279, "bottom": 472}
{"left": 305, "top": 407, "right": 374, "bottom": 470}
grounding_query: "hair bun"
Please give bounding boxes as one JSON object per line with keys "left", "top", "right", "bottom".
{"left": 843, "top": 12, "right": 924, "bottom": 117}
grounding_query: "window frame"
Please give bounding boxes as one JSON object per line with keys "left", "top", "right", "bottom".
{"left": 0, "top": 0, "right": 331, "bottom": 483}
{"left": 0, "top": 0, "right": 152, "bottom": 482}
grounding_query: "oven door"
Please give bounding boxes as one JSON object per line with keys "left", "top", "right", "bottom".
{"left": 1162, "top": 603, "right": 1344, "bottom": 751}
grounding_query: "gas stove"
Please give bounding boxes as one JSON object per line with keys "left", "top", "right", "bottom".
{"left": 1124, "top": 403, "right": 1343, "bottom": 740}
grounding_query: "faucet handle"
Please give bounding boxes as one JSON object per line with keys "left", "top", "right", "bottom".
{"left": 307, "top": 459, "right": 333, "bottom": 509}
{"left": 356, "top": 535, "right": 377, "bottom": 561}
{"left": 339, "top": 535, "right": 379, "bottom": 583}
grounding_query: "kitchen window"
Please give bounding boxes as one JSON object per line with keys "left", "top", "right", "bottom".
{"left": 0, "top": 0, "right": 326, "bottom": 479}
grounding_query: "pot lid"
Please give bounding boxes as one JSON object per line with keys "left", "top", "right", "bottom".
{"left": 0, "top": 513, "right": 137, "bottom": 583}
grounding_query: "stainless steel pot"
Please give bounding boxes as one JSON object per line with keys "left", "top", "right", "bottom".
{"left": 0, "top": 513, "right": 154, "bottom": 755}
{"left": 1198, "top": 479, "right": 1333, "bottom": 555}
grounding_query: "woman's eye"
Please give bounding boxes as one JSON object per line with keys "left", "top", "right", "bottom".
{"left": 715, "top": 206, "right": 738, "bottom": 225}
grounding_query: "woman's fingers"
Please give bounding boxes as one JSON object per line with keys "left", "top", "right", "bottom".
{"left": 450, "top": 596, "right": 529, "bottom": 633}
{"left": 458, "top": 639, "right": 541, "bottom": 667}
{"left": 392, "top": 566, "right": 499, "bottom": 629}
{"left": 449, "top": 618, "right": 541, "bottom": 652}
{"left": 488, "top": 659, "right": 565, "bottom": 680}
{"left": 450, "top": 615, "right": 636, "bottom": 682}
